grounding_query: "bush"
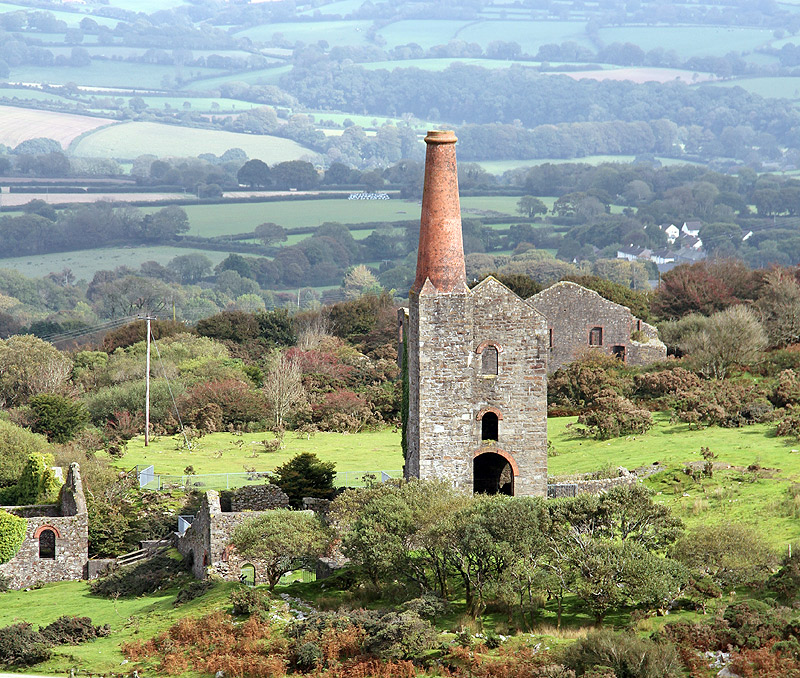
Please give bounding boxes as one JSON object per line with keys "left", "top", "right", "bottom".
{"left": 174, "top": 580, "right": 213, "bottom": 606}
{"left": 568, "top": 390, "right": 653, "bottom": 440}
{"left": 273, "top": 452, "right": 335, "bottom": 509}
{"left": 672, "top": 380, "right": 772, "bottom": 428}
{"left": 0, "top": 623, "right": 50, "bottom": 666}
{"left": 178, "top": 379, "right": 266, "bottom": 428}
{"left": 90, "top": 555, "right": 185, "bottom": 598}
{"left": 768, "top": 548, "right": 800, "bottom": 603}
{"left": 548, "top": 352, "right": 631, "bottom": 409}
{"left": 27, "top": 394, "right": 88, "bottom": 443}
{"left": 39, "top": 616, "right": 109, "bottom": 645}
{"left": 0, "top": 510, "right": 26, "bottom": 565}
{"left": 633, "top": 367, "right": 701, "bottom": 399}
{"left": 771, "top": 369, "right": 800, "bottom": 408}
{"left": 230, "top": 586, "right": 271, "bottom": 616}
{"left": 563, "top": 629, "right": 682, "bottom": 678}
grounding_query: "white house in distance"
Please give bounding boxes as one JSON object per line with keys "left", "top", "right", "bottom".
{"left": 682, "top": 221, "right": 701, "bottom": 237}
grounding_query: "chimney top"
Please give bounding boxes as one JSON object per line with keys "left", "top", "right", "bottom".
{"left": 411, "top": 130, "right": 467, "bottom": 294}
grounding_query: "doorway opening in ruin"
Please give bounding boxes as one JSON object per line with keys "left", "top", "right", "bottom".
{"left": 240, "top": 563, "right": 256, "bottom": 587}
{"left": 612, "top": 345, "right": 626, "bottom": 362}
{"left": 481, "top": 412, "right": 499, "bottom": 441}
{"left": 38, "top": 529, "right": 56, "bottom": 559}
{"left": 473, "top": 452, "right": 514, "bottom": 496}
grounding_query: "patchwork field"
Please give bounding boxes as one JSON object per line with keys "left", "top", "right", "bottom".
{"left": 0, "top": 104, "right": 114, "bottom": 149}
{"left": 0, "top": 245, "right": 229, "bottom": 280}
{"left": 0, "top": 192, "right": 187, "bottom": 207}
{"left": 182, "top": 65, "right": 294, "bottom": 91}
{"left": 235, "top": 19, "right": 374, "bottom": 46}
{"left": 706, "top": 76, "right": 800, "bottom": 100}
{"left": 70, "top": 121, "right": 314, "bottom": 161}
{"left": 564, "top": 67, "right": 716, "bottom": 84}
{"left": 8, "top": 62, "right": 225, "bottom": 89}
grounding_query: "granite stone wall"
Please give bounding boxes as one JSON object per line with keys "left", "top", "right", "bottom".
{"left": 0, "top": 463, "right": 89, "bottom": 589}
{"left": 406, "top": 276, "right": 549, "bottom": 496}
{"left": 530, "top": 281, "right": 666, "bottom": 373}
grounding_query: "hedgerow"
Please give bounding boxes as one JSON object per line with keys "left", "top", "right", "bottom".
{"left": 0, "top": 510, "right": 26, "bottom": 565}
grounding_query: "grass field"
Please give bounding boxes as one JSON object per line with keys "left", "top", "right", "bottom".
{"left": 110, "top": 428, "right": 403, "bottom": 475}
{"left": 706, "top": 76, "right": 800, "bottom": 100}
{"left": 235, "top": 20, "right": 374, "bottom": 46}
{"left": 182, "top": 65, "right": 294, "bottom": 91}
{"left": 564, "top": 67, "right": 714, "bottom": 84}
{"left": 0, "top": 2, "right": 121, "bottom": 27}
{"left": 0, "top": 87, "right": 78, "bottom": 104}
{"left": 0, "top": 104, "right": 114, "bottom": 149}
{"left": 0, "top": 245, "right": 229, "bottom": 280}
{"left": 298, "top": 0, "right": 367, "bottom": 15}
{"left": 598, "top": 25, "right": 774, "bottom": 59}
{"left": 71, "top": 121, "right": 314, "bottom": 161}
{"left": 9, "top": 62, "right": 225, "bottom": 89}
{"left": 550, "top": 413, "right": 800, "bottom": 546}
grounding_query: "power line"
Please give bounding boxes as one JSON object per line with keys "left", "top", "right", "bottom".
{"left": 150, "top": 327, "right": 189, "bottom": 449}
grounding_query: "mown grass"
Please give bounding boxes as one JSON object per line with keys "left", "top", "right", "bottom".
{"left": 108, "top": 428, "right": 403, "bottom": 476}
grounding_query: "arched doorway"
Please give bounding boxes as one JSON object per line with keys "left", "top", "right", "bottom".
{"left": 473, "top": 452, "right": 514, "bottom": 496}
{"left": 240, "top": 563, "right": 256, "bottom": 587}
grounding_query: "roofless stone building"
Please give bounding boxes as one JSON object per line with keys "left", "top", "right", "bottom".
{"left": 401, "top": 131, "right": 549, "bottom": 497}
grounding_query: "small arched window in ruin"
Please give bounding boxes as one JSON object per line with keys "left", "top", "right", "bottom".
{"left": 240, "top": 563, "right": 256, "bottom": 587}
{"left": 481, "top": 412, "right": 499, "bottom": 441}
{"left": 589, "top": 327, "right": 603, "bottom": 346}
{"left": 38, "top": 529, "right": 56, "bottom": 560}
{"left": 481, "top": 346, "right": 498, "bottom": 375}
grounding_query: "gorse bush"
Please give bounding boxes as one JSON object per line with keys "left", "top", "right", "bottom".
{"left": 569, "top": 389, "right": 653, "bottom": 440}
{"left": 0, "top": 616, "right": 107, "bottom": 667}
{"left": 90, "top": 555, "right": 186, "bottom": 598}
{"left": 563, "top": 629, "right": 682, "bottom": 678}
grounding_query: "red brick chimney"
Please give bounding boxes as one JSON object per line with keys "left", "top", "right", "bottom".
{"left": 411, "top": 130, "right": 467, "bottom": 294}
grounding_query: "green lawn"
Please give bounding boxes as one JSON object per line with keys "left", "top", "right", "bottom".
{"left": 182, "top": 65, "right": 294, "bottom": 91}
{"left": 109, "top": 428, "right": 403, "bottom": 476}
{"left": 8, "top": 62, "right": 224, "bottom": 89}
{"left": 71, "top": 121, "right": 314, "bottom": 161}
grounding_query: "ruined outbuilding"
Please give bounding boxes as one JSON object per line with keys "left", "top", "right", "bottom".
{"left": 0, "top": 463, "right": 89, "bottom": 589}
{"left": 530, "top": 281, "right": 666, "bottom": 374}
{"left": 402, "top": 131, "right": 549, "bottom": 497}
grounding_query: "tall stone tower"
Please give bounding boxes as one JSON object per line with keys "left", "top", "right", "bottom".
{"left": 403, "top": 130, "right": 548, "bottom": 496}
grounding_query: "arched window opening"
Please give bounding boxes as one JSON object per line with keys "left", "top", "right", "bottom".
{"left": 589, "top": 327, "right": 603, "bottom": 346}
{"left": 481, "top": 346, "right": 498, "bottom": 374}
{"left": 39, "top": 529, "right": 55, "bottom": 560}
{"left": 481, "top": 412, "right": 499, "bottom": 441}
{"left": 473, "top": 453, "right": 514, "bottom": 496}
{"left": 240, "top": 563, "right": 256, "bottom": 587}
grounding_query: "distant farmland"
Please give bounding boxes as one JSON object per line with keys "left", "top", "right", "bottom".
{"left": 71, "top": 121, "right": 315, "bottom": 162}
{"left": 0, "top": 105, "right": 115, "bottom": 149}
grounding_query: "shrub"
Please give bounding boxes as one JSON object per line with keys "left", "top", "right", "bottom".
{"left": 548, "top": 352, "right": 631, "bottom": 409}
{"left": 174, "top": 580, "right": 213, "bottom": 606}
{"left": 568, "top": 390, "right": 653, "bottom": 440}
{"left": 771, "top": 369, "right": 800, "bottom": 408}
{"left": 767, "top": 548, "right": 800, "bottom": 603}
{"left": 273, "top": 452, "right": 335, "bottom": 509}
{"left": 1, "top": 453, "right": 61, "bottom": 505}
{"left": 90, "top": 555, "right": 185, "bottom": 598}
{"left": 355, "top": 609, "right": 437, "bottom": 661}
{"left": 230, "top": 586, "right": 271, "bottom": 616}
{"left": 0, "top": 623, "right": 50, "bottom": 666}
{"left": 0, "top": 510, "right": 26, "bottom": 565}
{"left": 39, "top": 616, "right": 109, "bottom": 645}
{"left": 178, "top": 379, "right": 266, "bottom": 428}
{"left": 672, "top": 380, "right": 771, "bottom": 428}
{"left": 633, "top": 367, "right": 701, "bottom": 399}
{"left": 563, "top": 629, "right": 682, "bottom": 678}
{"left": 27, "top": 394, "right": 88, "bottom": 443}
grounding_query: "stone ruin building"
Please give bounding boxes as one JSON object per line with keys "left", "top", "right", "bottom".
{"left": 0, "top": 463, "right": 89, "bottom": 589}
{"left": 401, "top": 130, "right": 549, "bottom": 497}
{"left": 530, "top": 281, "right": 666, "bottom": 374}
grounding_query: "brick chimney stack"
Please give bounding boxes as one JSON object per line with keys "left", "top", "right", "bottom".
{"left": 411, "top": 130, "right": 467, "bottom": 294}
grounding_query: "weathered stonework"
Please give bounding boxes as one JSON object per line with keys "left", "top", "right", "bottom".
{"left": 0, "top": 463, "right": 89, "bottom": 589}
{"left": 230, "top": 484, "right": 289, "bottom": 512}
{"left": 547, "top": 464, "right": 663, "bottom": 497}
{"left": 404, "top": 130, "right": 549, "bottom": 497}
{"left": 530, "top": 281, "right": 666, "bottom": 373}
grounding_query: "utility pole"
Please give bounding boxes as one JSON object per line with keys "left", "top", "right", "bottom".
{"left": 141, "top": 315, "right": 156, "bottom": 446}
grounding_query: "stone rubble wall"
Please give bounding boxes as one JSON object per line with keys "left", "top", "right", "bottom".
{"left": 230, "top": 484, "right": 289, "bottom": 512}
{"left": 548, "top": 465, "right": 662, "bottom": 497}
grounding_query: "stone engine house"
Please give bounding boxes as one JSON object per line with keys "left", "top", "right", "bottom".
{"left": 403, "top": 131, "right": 549, "bottom": 497}
{"left": 0, "top": 463, "right": 89, "bottom": 589}
{"left": 530, "top": 281, "right": 666, "bottom": 374}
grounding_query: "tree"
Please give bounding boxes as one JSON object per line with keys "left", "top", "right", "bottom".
{"left": 141, "top": 205, "right": 189, "bottom": 241}
{"left": 255, "top": 309, "right": 295, "bottom": 346}
{"left": 681, "top": 305, "right": 767, "bottom": 378}
{"left": 343, "top": 265, "right": 381, "bottom": 299}
{"left": 272, "top": 160, "right": 319, "bottom": 190}
{"left": 262, "top": 351, "right": 305, "bottom": 428}
{"left": 196, "top": 310, "right": 259, "bottom": 343}
{"left": 231, "top": 509, "right": 329, "bottom": 590}
{"left": 169, "top": 253, "right": 212, "bottom": 284}
{"left": 0, "top": 421, "right": 49, "bottom": 490}
{"left": 653, "top": 262, "right": 737, "bottom": 320}
{"left": 0, "top": 335, "right": 71, "bottom": 407}
{"left": 236, "top": 159, "right": 271, "bottom": 188}
{"left": 254, "top": 222, "right": 287, "bottom": 247}
{"left": 272, "top": 453, "right": 335, "bottom": 508}
{"left": 756, "top": 268, "right": 800, "bottom": 347}
{"left": 28, "top": 394, "right": 89, "bottom": 443}
{"left": 516, "top": 195, "right": 548, "bottom": 218}
{"left": 216, "top": 253, "right": 253, "bottom": 279}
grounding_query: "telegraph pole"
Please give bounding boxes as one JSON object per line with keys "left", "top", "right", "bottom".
{"left": 141, "top": 315, "right": 156, "bottom": 446}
